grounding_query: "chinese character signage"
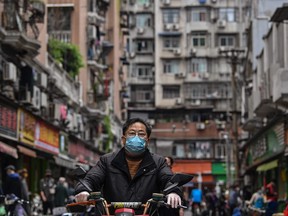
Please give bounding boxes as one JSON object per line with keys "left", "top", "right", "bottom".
{"left": 35, "top": 121, "right": 59, "bottom": 154}
{"left": 0, "top": 103, "right": 17, "bottom": 140}
{"left": 18, "top": 109, "right": 36, "bottom": 145}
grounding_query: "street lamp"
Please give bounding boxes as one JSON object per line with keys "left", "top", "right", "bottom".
{"left": 219, "top": 48, "right": 245, "bottom": 185}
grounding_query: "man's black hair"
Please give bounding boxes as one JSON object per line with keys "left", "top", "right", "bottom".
{"left": 122, "top": 118, "right": 152, "bottom": 137}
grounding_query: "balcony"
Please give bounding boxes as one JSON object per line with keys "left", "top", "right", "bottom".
{"left": 0, "top": 0, "right": 46, "bottom": 57}
{"left": 87, "top": 11, "right": 105, "bottom": 25}
{"left": 273, "top": 68, "right": 288, "bottom": 107}
{"left": 48, "top": 55, "right": 80, "bottom": 105}
{"left": 49, "top": 31, "right": 71, "bottom": 43}
{"left": 129, "top": 76, "right": 154, "bottom": 85}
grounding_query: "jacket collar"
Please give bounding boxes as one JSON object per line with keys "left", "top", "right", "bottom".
{"left": 111, "top": 148, "right": 157, "bottom": 179}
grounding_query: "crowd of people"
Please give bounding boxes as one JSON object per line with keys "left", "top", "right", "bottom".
{"left": 0, "top": 165, "right": 75, "bottom": 215}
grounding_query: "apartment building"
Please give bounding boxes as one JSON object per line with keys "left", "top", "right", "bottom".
{"left": 121, "top": 0, "right": 249, "bottom": 187}
{"left": 0, "top": 0, "right": 125, "bottom": 192}
{"left": 241, "top": 1, "right": 288, "bottom": 199}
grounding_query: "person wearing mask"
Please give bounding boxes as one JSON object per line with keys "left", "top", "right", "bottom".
{"left": 75, "top": 118, "right": 182, "bottom": 215}
{"left": 40, "top": 169, "right": 56, "bottom": 215}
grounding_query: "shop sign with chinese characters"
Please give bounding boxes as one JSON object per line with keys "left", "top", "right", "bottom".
{"left": 0, "top": 103, "right": 18, "bottom": 140}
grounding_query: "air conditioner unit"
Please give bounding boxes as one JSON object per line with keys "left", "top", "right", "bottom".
{"left": 163, "top": 0, "right": 170, "bottom": 5}
{"left": 202, "top": 73, "right": 209, "bottom": 79}
{"left": 130, "top": 52, "right": 136, "bottom": 58}
{"left": 173, "top": 48, "right": 181, "bottom": 55}
{"left": 40, "top": 73, "right": 48, "bottom": 88}
{"left": 164, "top": 23, "right": 171, "bottom": 31}
{"left": 52, "top": 103, "right": 62, "bottom": 120}
{"left": 3, "top": 62, "right": 17, "bottom": 82}
{"left": 137, "top": 27, "right": 144, "bottom": 34}
{"left": 191, "top": 48, "right": 197, "bottom": 55}
{"left": 172, "top": 23, "right": 179, "bottom": 30}
{"left": 41, "top": 92, "right": 48, "bottom": 108}
{"left": 21, "top": 90, "right": 32, "bottom": 106}
{"left": 196, "top": 122, "right": 205, "bottom": 130}
{"left": 175, "top": 72, "right": 185, "bottom": 78}
{"left": 176, "top": 98, "right": 182, "bottom": 105}
{"left": 211, "top": 0, "right": 217, "bottom": 3}
{"left": 191, "top": 99, "right": 201, "bottom": 106}
{"left": 32, "top": 86, "right": 41, "bottom": 110}
{"left": 216, "top": 122, "right": 226, "bottom": 130}
{"left": 148, "top": 119, "right": 155, "bottom": 126}
{"left": 143, "top": 2, "right": 150, "bottom": 8}
{"left": 218, "top": 20, "right": 226, "bottom": 28}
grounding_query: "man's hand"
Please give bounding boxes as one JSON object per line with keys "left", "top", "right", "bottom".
{"left": 167, "top": 193, "right": 181, "bottom": 208}
{"left": 75, "top": 191, "right": 90, "bottom": 202}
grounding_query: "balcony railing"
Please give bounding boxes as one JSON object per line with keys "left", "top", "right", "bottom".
{"left": 48, "top": 55, "right": 80, "bottom": 105}
{"left": 49, "top": 31, "right": 71, "bottom": 43}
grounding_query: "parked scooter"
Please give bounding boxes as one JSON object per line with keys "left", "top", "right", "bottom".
{"left": 0, "top": 194, "right": 28, "bottom": 216}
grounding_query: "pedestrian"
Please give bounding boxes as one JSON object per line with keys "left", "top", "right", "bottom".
{"left": 74, "top": 118, "right": 182, "bottom": 215}
{"left": 190, "top": 186, "right": 203, "bottom": 215}
{"left": 247, "top": 186, "right": 265, "bottom": 209}
{"left": 265, "top": 180, "right": 278, "bottom": 216}
{"left": 18, "top": 168, "right": 31, "bottom": 215}
{"left": 228, "top": 184, "right": 239, "bottom": 216}
{"left": 54, "top": 177, "right": 69, "bottom": 207}
{"left": 40, "top": 168, "right": 56, "bottom": 215}
{"left": 3, "top": 165, "right": 23, "bottom": 199}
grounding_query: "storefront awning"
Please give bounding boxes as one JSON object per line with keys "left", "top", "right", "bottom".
{"left": 0, "top": 141, "right": 18, "bottom": 159}
{"left": 18, "top": 145, "right": 37, "bottom": 158}
{"left": 54, "top": 155, "right": 76, "bottom": 170}
{"left": 256, "top": 159, "right": 278, "bottom": 172}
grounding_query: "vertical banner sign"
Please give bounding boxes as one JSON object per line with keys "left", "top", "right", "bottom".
{"left": 59, "top": 132, "right": 68, "bottom": 154}
{"left": 18, "top": 109, "right": 36, "bottom": 146}
{"left": 35, "top": 120, "right": 59, "bottom": 154}
{"left": 0, "top": 103, "right": 18, "bottom": 140}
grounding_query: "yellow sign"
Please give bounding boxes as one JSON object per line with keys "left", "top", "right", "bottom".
{"left": 18, "top": 109, "right": 36, "bottom": 146}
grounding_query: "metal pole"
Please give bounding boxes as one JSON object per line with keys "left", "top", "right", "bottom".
{"left": 231, "top": 55, "right": 239, "bottom": 183}
{"left": 219, "top": 48, "right": 245, "bottom": 184}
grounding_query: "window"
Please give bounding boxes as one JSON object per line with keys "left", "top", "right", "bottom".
{"left": 163, "top": 85, "right": 180, "bottom": 98}
{"left": 215, "top": 143, "right": 226, "bottom": 159}
{"left": 219, "top": 8, "right": 236, "bottom": 22}
{"left": 190, "top": 58, "right": 207, "bottom": 74}
{"left": 163, "top": 37, "right": 180, "bottom": 49}
{"left": 163, "top": 61, "right": 180, "bottom": 74}
{"left": 137, "top": 0, "right": 149, "bottom": 5}
{"left": 219, "top": 35, "right": 235, "bottom": 47}
{"left": 137, "top": 66, "right": 153, "bottom": 79}
{"left": 163, "top": 9, "right": 180, "bottom": 24}
{"left": 191, "top": 9, "right": 207, "bottom": 22}
{"left": 192, "top": 32, "right": 207, "bottom": 47}
{"left": 187, "top": 142, "right": 211, "bottom": 159}
{"left": 136, "top": 14, "right": 152, "bottom": 27}
{"left": 135, "top": 87, "right": 152, "bottom": 101}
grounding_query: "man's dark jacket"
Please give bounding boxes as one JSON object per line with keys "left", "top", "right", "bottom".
{"left": 75, "top": 148, "right": 182, "bottom": 204}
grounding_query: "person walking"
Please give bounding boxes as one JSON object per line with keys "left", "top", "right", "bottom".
{"left": 265, "top": 180, "right": 278, "bottom": 216}
{"left": 54, "top": 177, "right": 69, "bottom": 207}
{"left": 40, "top": 169, "right": 56, "bottom": 215}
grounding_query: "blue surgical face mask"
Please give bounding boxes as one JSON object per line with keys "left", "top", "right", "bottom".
{"left": 125, "top": 136, "right": 146, "bottom": 155}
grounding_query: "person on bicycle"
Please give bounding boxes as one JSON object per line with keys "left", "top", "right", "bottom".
{"left": 75, "top": 118, "right": 182, "bottom": 215}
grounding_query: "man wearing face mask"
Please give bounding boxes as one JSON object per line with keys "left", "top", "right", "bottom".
{"left": 75, "top": 118, "right": 182, "bottom": 215}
